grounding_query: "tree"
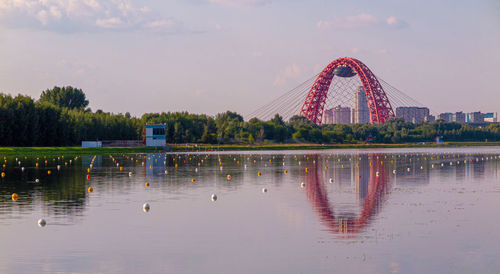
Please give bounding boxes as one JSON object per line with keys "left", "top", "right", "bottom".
{"left": 248, "top": 134, "right": 255, "bottom": 144}
{"left": 39, "top": 86, "right": 89, "bottom": 110}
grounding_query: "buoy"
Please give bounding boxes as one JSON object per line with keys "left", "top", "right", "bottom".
{"left": 12, "top": 193, "right": 18, "bottom": 201}
{"left": 258, "top": 172, "right": 262, "bottom": 176}
{"left": 211, "top": 194, "right": 218, "bottom": 201}
{"left": 129, "top": 172, "right": 133, "bottom": 176}
{"left": 87, "top": 168, "right": 91, "bottom": 173}
{"left": 145, "top": 182, "right": 150, "bottom": 187}
{"left": 120, "top": 166, "right": 123, "bottom": 171}
{"left": 47, "top": 170, "right": 51, "bottom": 175}
{"left": 393, "top": 170, "right": 396, "bottom": 174}
{"left": 305, "top": 168, "right": 309, "bottom": 172}
{"left": 35, "top": 178, "right": 40, "bottom": 183}
{"left": 143, "top": 203, "right": 150, "bottom": 212}
{"left": 227, "top": 174, "right": 232, "bottom": 180}
{"left": 300, "top": 182, "right": 306, "bottom": 188}
{"left": 38, "top": 218, "right": 46, "bottom": 227}
{"left": 329, "top": 178, "right": 333, "bottom": 183}
{"left": 191, "top": 178, "right": 196, "bottom": 182}
{"left": 1, "top": 172, "right": 5, "bottom": 178}
{"left": 376, "top": 171, "right": 380, "bottom": 177}
{"left": 262, "top": 188, "right": 268, "bottom": 193}
{"left": 35, "top": 163, "right": 39, "bottom": 167}
{"left": 86, "top": 174, "right": 91, "bottom": 180}
{"left": 57, "top": 165, "right": 61, "bottom": 170}
{"left": 88, "top": 187, "right": 93, "bottom": 193}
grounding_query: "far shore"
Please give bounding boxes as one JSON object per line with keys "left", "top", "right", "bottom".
{"left": 0, "top": 142, "right": 499, "bottom": 156}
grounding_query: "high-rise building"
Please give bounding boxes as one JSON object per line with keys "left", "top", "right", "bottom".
{"left": 396, "top": 107, "right": 430, "bottom": 123}
{"left": 484, "top": 113, "right": 497, "bottom": 123}
{"left": 324, "top": 105, "right": 351, "bottom": 124}
{"left": 324, "top": 108, "right": 334, "bottom": 124}
{"left": 354, "top": 86, "right": 370, "bottom": 124}
{"left": 439, "top": 112, "right": 453, "bottom": 122}
{"left": 469, "top": 112, "right": 484, "bottom": 123}
{"left": 425, "top": 115, "right": 435, "bottom": 122}
{"left": 453, "top": 111, "right": 466, "bottom": 123}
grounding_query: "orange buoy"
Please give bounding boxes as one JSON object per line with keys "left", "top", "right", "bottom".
{"left": 12, "top": 193, "right": 18, "bottom": 201}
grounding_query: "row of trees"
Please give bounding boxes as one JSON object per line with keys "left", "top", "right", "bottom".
{"left": 0, "top": 86, "right": 499, "bottom": 146}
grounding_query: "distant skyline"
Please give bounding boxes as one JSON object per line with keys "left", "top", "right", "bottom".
{"left": 1, "top": 0, "right": 499, "bottom": 117}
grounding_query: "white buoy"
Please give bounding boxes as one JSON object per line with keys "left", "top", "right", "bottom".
{"left": 262, "top": 188, "right": 268, "bottom": 193}
{"left": 129, "top": 172, "right": 133, "bottom": 176}
{"left": 300, "top": 182, "right": 306, "bottom": 188}
{"left": 376, "top": 171, "right": 380, "bottom": 177}
{"left": 195, "top": 168, "right": 198, "bottom": 172}
{"left": 143, "top": 203, "right": 150, "bottom": 212}
{"left": 164, "top": 170, "right": 168, "bottom": 174}
{"left": 90, "top": 164, "right": 93, "bottom": 168}
{"left": 211, "top": 194, "right": 218, "bottom": 201}
{"left": 329, "top": 178, "right": 333, "bottom": 183}
{"left": 38, "top": 218, "right": 46, "bottom": 227}
{"left": 35, "top": 178, "right": 40, "bottom": 183}
{"left": 392, "top": 170, "right": 396, "bottom": 174}
{"left": 21, "top": 167, "right": 25, "bottom": 172}
{"left": 57, "top": 165, "right": 61, "bottom": 170}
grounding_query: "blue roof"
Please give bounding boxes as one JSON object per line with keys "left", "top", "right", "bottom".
{"left": 146, "top": 124, "right": 165, "bottom": 128}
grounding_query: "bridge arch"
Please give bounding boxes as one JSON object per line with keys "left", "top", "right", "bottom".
{"left": 299, "top": 57, "right": 394, "bottom": 124}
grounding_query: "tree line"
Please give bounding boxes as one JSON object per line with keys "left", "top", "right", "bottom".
{"left": 0, "top": 86, "right": 499, "bottom": 146}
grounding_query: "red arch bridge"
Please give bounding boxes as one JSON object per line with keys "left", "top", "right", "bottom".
{"left": 248, "top": 57, "right": 425, "bottom": 124}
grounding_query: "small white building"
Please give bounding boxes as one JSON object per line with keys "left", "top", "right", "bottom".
{"left": 82, "top": 141, "right": 102, "bottom": 148}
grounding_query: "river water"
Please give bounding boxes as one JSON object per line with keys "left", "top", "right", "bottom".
{"left": 1, "top": 147, "right": 500, "bottom": 273}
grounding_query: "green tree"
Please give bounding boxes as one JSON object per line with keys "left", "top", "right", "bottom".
{"left": 39, "top": 86, "right": 89, "bottom": 110}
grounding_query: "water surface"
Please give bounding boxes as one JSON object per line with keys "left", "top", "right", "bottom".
{"left": 1, "top": 147, "right": 500, "bottom": 273}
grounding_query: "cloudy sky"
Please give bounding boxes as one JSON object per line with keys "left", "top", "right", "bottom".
{"left": 1, "top": 0, "right": 499, "bottom": 117}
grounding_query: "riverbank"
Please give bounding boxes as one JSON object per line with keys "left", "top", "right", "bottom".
{"left": 0, "top": 142, "right": 499, "bottom": 156}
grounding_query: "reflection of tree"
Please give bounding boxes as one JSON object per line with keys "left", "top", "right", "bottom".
{"left": 0, "top": 159, "right": 88, "bottom": 219}
{"left": 305, "top": 154, "right": 390, "bottom": 235}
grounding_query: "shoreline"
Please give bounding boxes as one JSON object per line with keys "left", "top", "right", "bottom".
{"left": 0, "top": 142, "right": 499, "bottom": 155}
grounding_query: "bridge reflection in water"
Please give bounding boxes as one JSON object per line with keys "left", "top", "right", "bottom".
{"left": 304, "top": 154, "right": 390, "bottom": 236}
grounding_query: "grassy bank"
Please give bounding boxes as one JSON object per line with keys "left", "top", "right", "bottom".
{"left": 0, "top": 142, "right": 498, "bottom": 156}
{"left": 0, "top": 146, "right": 159, "bottom": 156}
{"left": 175, "top": 142, "right": 500, "bottom": 151}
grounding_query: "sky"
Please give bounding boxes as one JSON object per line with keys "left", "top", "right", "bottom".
{"left": 0, "top": 0, "right": 499, "bottom": 118}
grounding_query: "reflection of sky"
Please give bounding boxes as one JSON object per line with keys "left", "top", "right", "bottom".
{"left": 0, "top": 148, "right": 500, "bottom": 273}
